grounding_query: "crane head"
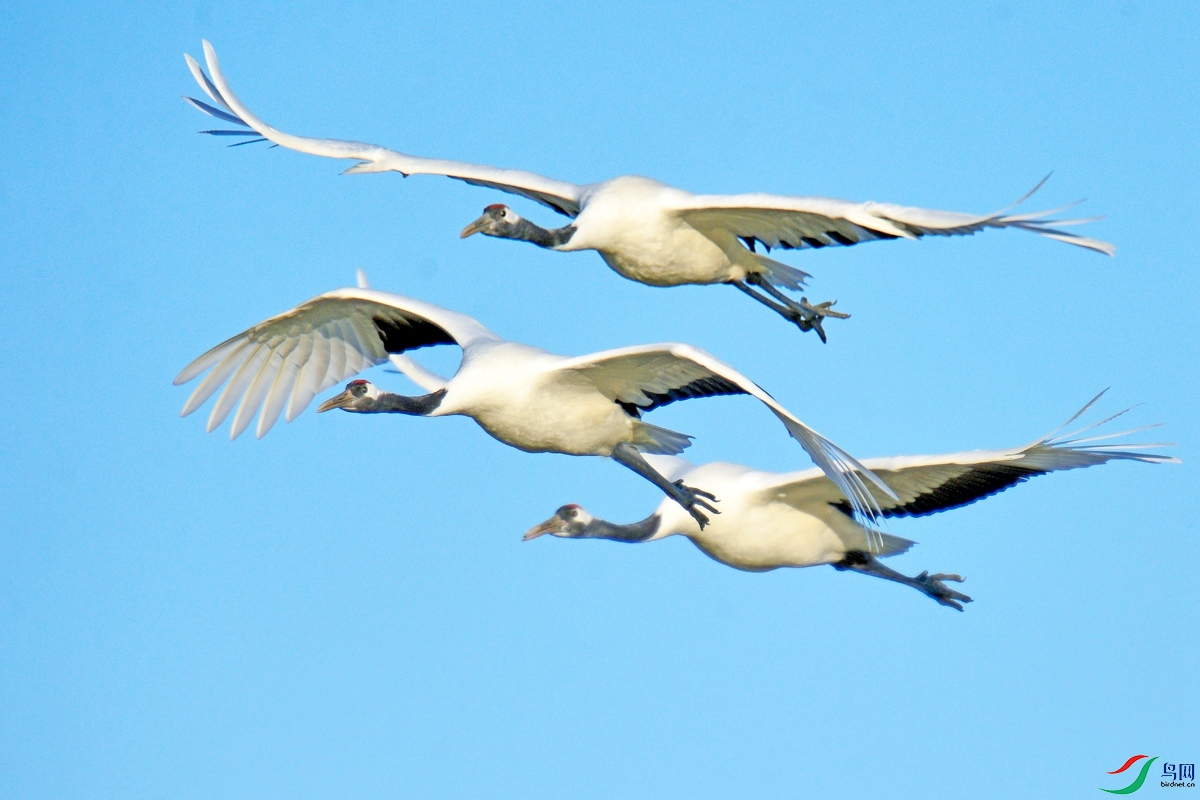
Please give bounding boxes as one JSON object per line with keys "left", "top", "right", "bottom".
{"left": 523, "top": 504, "right": 592, "bottom": 540}
{"left": 460, "top": 204, "right": 521, "bottom": 239}
{"left": 317, "top": 379, "right": 380, "bottom": 413}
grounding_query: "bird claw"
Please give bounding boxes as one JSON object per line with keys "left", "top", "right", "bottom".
{"left": 788, "top": 298, "right": 849, "bottom": 344}
{"left": 913, "top": 571, "right": 973, "bottom": 611}
{"left": 802, "top": 298, "right": 851, "bottom": 320}
{"left": 674, "top": 480, "right": 717, "bottom": 501}
{"left": 672, "top": 481, "right": 721, "bottom": 528}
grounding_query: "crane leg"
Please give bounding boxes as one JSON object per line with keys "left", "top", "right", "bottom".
{"left": 610, "top": 443, "right": 719, "bottom": 529}
{"left": 732, "top": 277, "right": 849, "bottom": 343}
{"left": 833, "top": 550, "right": 973, "bottom": 611}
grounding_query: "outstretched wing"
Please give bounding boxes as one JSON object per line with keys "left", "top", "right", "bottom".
{"left": 554, "top": 343, "right": 897, "bottom": 521}
{"left": 174, "top": 287, "right": 500, "bottom": 440}
{"left": 184, "top": 41, "right": 585, "bottom": 218}
{"left": 671, "top": 175, "right": 1114, "bottom": 258}
{"left": 758, "top": 391, "right": 1176, "bottom": 517}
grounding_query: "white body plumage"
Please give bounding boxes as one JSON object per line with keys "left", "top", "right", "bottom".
{"left": 646, "top": 459, "right": 903, "bottom": 570}
{"left": 567, "top": 177, "right": 753, "bottom": 286}
{"left": 435, "top": 342, "right": 638, "bottom": 456}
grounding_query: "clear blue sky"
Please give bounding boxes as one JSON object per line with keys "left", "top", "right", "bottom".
{"left": 1, "top": 2, "right": 1196, "bottom": 797}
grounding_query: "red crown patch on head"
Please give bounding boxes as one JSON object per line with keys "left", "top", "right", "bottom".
{"left": 348, "top": 379, "right": 369, "bottom": 386}
{"left": 564, "top": 504, "right": 581, "bottom": 510}
{"left": 485, "top": 203, "right": 507, "bottom": 212}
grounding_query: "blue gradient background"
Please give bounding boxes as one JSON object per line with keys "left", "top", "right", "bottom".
{"left": 1, "top": 2, "right": 1196, "bottom": 797}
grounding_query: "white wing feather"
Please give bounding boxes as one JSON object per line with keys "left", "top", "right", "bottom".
{"left": 672, "top": 175, "right": 1115, "bottom": 256}
{"left": 174, "top": 287, "right": 499, "bottom": 439}
{"left": 554, "top": 343, "right": 896, "bottom": 521}
{"left": 186, "top": 42, "right": 585, "bottom": 217}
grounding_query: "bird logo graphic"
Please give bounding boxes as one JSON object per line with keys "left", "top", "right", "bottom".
{"left": 1100, "top": 755, "right": 1157, "bottom": 794}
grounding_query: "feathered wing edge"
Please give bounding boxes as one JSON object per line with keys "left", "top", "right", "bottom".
{"left": 855, "top": 390, "right": 1179, "bottom": 527}
{"left": 173, "top": 287, "right": 498, "bottom": 440}
{"left": 676, "top": 174, "right": 1115, "bottom": 257}
{"left": 182, "top": 42, "right": 585, "bottom": 216}
{"left": 860, "top": 174, "right": 1116, "bottom": 255}
{"left": 1018, "top": 388, "right": 1179, "bottom": 467}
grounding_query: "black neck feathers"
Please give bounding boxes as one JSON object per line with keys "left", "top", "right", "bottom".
{"left": 512, "top": 218, "right": 576, "bottom": 249}
{"left": 582, "top": 514, "right": 661, "bottom": 543}
{"left": 363, "top": 389, "right": 446, "bottom": 416}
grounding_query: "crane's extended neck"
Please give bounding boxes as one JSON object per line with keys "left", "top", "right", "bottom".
{"left": 509, "top": 218, "right": 576, "bottom": 249}
{"left": 581, "top": 513, "right": 661, "bottom": 543}
{"left": 359, "top": 389, "right": 446, "bottom": 415}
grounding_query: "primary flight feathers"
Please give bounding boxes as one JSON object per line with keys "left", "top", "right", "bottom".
{"left": 749, "top": 389, "right": 1178, "bottom": 520}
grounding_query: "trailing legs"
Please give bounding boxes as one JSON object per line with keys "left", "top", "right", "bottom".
{"left": 833, "top": 550, "right": 973, "bottom": 611}
{"left": 732, "top": 274, "right": 849, "bottom": 343}
{"left": 610, "top": 442, "right": 719, "bottom": 528}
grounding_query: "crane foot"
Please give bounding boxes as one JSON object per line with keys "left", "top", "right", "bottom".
{"left": 671, "top": 480, "right": 720, "bottom": 529}
{"left": 912, "top": 571, "right": 973, "bottom": 611}
{"left": 833, "top": 551, "right": 972, "bottom": 610}
{"left": 789, "top": 298, "right": 850, "bottom": 344}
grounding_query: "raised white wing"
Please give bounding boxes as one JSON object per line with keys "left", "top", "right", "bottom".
{"left": 671, "top": 175, "right": 1115, "bottom": 256}
{"left": 757, "top": 391, "right": 1176, "bottom": 517}
{"left": 184, "top": 41, "right": 585, "bottom": 217}
{"left": 553, "top": 343, "right": 897, "bottom": 521}
{"left": 174, "top": 287, "right": 500, "bottom": 440}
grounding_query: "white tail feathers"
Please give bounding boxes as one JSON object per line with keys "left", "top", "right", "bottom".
{"left": 754, "top": 255, "right": 810, "bottom": 291}
{"left": 850, "top": 529, "right": 915, "bottom": 557}
{"left": 633, "top": 422, "right": 694, "bottom": 456}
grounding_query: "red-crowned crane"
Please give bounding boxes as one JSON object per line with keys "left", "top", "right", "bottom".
{"left": 524, "top": 393, "right": 1177, "bottom": 609}
{"left": 184, "top": 41, "right": 1114, "bottom": 342}
{"left": 174, "top": 285, "right": 896, "bottom": 528}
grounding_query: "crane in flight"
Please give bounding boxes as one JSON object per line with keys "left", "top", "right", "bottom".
{"left": 184, "top": 41, "right": 1114, "bottom": 342}
{"left": 524, "top": 392, "right": 1176, "bottom": 609}
{"left": 175, "top": 283, "right": 897, "bottom": 527}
